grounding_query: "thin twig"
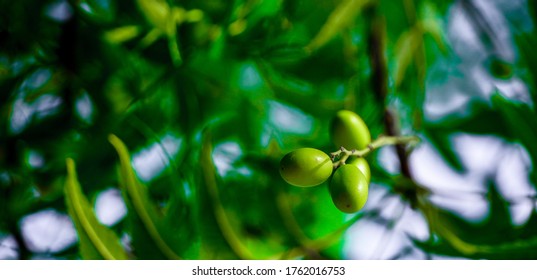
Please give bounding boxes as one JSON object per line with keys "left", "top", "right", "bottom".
{"left": 366, "top": 6, "right": 417, "bottom": 207}
{"left": 330, "top": 135, "right": 420, "bottom": 169}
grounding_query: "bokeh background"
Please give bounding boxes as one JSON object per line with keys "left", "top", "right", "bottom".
{"left": 1, "top": 0, "right": 537, "bottom": 260}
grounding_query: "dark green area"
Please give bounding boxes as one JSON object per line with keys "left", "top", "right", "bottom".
{"left": 1, "top": 0, "right": 537, "bottom": 260}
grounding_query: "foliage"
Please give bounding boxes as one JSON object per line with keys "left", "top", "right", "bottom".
{"left": 1, "top": 0, "right": 537, "bottom": 259}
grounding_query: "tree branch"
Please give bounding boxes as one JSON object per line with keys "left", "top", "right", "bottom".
{"left": 366, "top": 6, "right": 417, "bottom": 206}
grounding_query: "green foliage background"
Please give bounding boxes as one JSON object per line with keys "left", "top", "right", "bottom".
{"left": 1, "top": 0, "right": 537, "bottom": 259}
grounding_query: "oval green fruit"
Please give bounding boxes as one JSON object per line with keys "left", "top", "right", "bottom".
{"left": 329, "top": 165, "right": 369, "bottom": 213}
{"left": 347, "top": 157, "right": 371, "bottom": 183}
{"left": 280, "top": 148, "right": 333, "bottom": 187}
{"left": 330, "top": 110, "right": 371, "bottom": 150}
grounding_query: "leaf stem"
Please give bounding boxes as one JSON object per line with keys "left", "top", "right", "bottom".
{"left": 330, "top": 135, "right": 419, "bottom": 169}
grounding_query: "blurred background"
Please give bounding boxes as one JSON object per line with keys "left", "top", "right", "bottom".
{"left": 1, "top": 0, "right": 537, "bottom": 260}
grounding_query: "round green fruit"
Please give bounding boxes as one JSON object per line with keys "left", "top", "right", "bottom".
{"left": 347, "top": 157, "right": 371, "bottom": 183}
{"left": 330, "top": 110, "right": 371, "bottom": 150}
{"left": 329, "top": 165, "right": 369, "bottom": 213}
{"left": 279, "top": 148, "right": 333, "bottom": 187}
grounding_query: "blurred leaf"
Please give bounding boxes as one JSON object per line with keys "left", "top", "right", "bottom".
{"left": 424, "top": 104, "right": 514, "bottom": 138}
{"left": 108, "top": 134, "right": 183, "bottom": 259}
{"left": 394, "top": 26, "right": 422, "bottom": 87}
{"left": 515, "top": 30, "right": 537, "bottom": 104}
{"left": 491, "top": 92, "right": 537, "bottom": 187}
{"left": 137, "top": 0, "right": 171, "bottom": 31}
{"left": 417, "top": 180, "right": 537, "bottom": 259}
{"left": 487, "top": 57, "right": 513, "bottom": 80}
{"left": 228, "top": 0, "right": 282, "bottom": 37}
{"left": 306, "top": 0, "right": 372, "bottom": 52}
{"left": 419, "top": 1, "right": 447, "bottom": 54}
{"left": 424, "top": 130, "right": 464, "bottom": 172}
{"left": 197, "top": 130, "right": 253, "bottom": 259}
{"left": 104, "top": 26, "right": 141, "bottom": 44}
{"left": 64, "top": 158, "right": 128, "bottom": 260}
{"left": 260, "top": 45, "right": 310, "bottom": 65}
{"left": 423, "top": 99, "right": 522, "bottom": 172}
{"left": 136, "top": 0, "right": 182, "bottom": 65}
{"left": 78, "top": 0, "right": 116, "bottom": 23}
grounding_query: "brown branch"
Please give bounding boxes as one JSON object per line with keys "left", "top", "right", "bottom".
{"left": 367, "top": 11, "right": 412, "bottom": 178}
{"left": 366, "top": 6, "right": 417, "bottom": 206}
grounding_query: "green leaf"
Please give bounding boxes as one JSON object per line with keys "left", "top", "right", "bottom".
{"left": 491, "top": 92, "right": 537, "bottom": 187}
{"left": 228, "top": 0, "right": 282, "bottom": 33}
{"left": 104, "top": 26, "right": 141, "bottom": 44}
{"left": 64, "top": 158, "right": 128, "bottom": 260}
{"left": 393, "top": 26, "right": 422, "bottom": 87}
{"left": 414, "top": 232, "right": 537, "bottom": 259}
{"left": 424, "top": 129, "right": 465, "bottom": 172}
{"left": 78, "top": 0, "right": 116, "bottom": 23}
{"left": 196, "top": 130, "right": 251, "bottom": 259}
{"left": 137, "top": 0, "right": 170, "bottom": 31}
{"left": 514, "top": 29, "right": 537, "bottom": 105}
{"left": 422, "top": 100, "right": 523, "bottom": 172}
{"left": 108, "top": 134, "right": 183, "bottom": 260}
{"left": 305, "top": 0, "right": 372, "bottom": 52}
{"left": 416, "top": 180, "right": 537, "bottom": 259}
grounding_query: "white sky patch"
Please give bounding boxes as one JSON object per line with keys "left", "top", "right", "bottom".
{"left": 10, "top": 94, "right": 63, "bottom": 135}
{"left": 344, "top": 219, "right": 413, "bottom": 260}
{"left": 132, "top": 135, "right": 182, "bottom": 182}
{"left": 95, "top": 188, "right": 127, "bottom": 227}
{"left": 495, "top": 144, "right": 534, "bottom": 225}
{"left": 345, "top": 185, "right": 430, "bottom": 259}
{"left": 410, "top": 137, "right": 489, "bottom": 222}
{"left": 451, "top": 133, "right": 505, "bottom": 175}
{"left": 395, "top": 207, "right": 430, "bottom": 242}
{"left": 410, "top": 133, "right": 535, "bottom": 225}
{"left": 424, "top": 72, "right": 472, "bottom": 121}
{"left": 495, "top": 144, "right": 533, "bottom": 200}
{"left": 24, "top": 69, "right": 52, "bottom": 90}
{"left": 0, "top": 236, "right": 18, "bottom": 260}
{"left": 79, "top": 3, "right": 92, "bottom": 14}
{"left": 509, "top": 201, "right": 534, "bottom": 226}
{"left": 377, "top": 146, "right": 400, "bottom": 175}
{"left": 45, "top": 0, "right": 73, "bottom": 22}
{"left": 10, "top": 99, "right": 33, "bottom": 134}
{"left": 375, "top": 193, "right": 407, "bottom": 221}
{"left": 494, "top": 78, "right": 532, "bottom": 104}
{"left": 454, "top": 134, "right": 534, "bottom": 224}
{"left": 267, "top": 100, "right": 313, "bottom": 135}
{"left": 27, "top": 150, "right": 45, "bottom": 169}
{"left": 429, "top": 193, "right": 489, "bottom": 222}
{"left": 212, "top": 141, "right": 252, "bottom": 177}
{"left": 75, "top": 92, "right": 95, "bottom": 124}
{"left": 425, "top": 1, "right": 531, "bottom": 120}
{"left": 20, "top": 209, "right": 77, "bottom": 254}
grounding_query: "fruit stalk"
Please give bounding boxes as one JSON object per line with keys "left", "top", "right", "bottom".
{"left": 330, "top": 135, "right": 419, "bottom": 169}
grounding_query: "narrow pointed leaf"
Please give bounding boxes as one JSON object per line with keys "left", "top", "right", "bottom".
{"left": 108, "top": 134, "right": 181, "bottom": 260}
{"left": 305, "top": 0, "right": 372, "bottom": 52}
{"left": 197, "top": 130, "right": 253, "bottom": 259}
{"left": 64, "top": 158, "right": 128, "bottom": 260}
{"left": 393, "top": 27, "right": 422, "bottom": 87}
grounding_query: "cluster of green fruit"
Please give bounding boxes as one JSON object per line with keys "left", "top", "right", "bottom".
{"left": 279, "top": 110, "right": 372, "bottom": 214}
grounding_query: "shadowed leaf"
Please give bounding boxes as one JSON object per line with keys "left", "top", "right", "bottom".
{"left": 108, "top": 134, "right": 183, "bottom": 260}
